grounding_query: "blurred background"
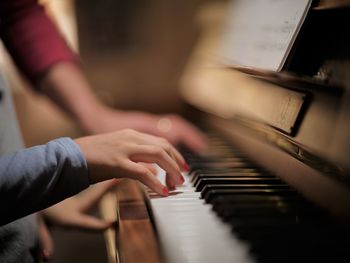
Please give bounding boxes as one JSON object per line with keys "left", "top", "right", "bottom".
{"left": 1, "top": 0, "right": 226, "bottom": 147}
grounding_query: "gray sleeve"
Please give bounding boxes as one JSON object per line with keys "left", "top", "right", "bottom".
{"left": 0, "top": 137, "right": 90, "bottom": 226}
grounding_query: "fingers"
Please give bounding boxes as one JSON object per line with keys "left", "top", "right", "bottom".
{"left": 130, "top": 131, "right": 187, "bottom": 170}
{"left": 182, "top": 131, "right": 207, "bottom": 153}
{"left": 129, "top": 145, "right": 184, "bottom": 186}
{"left": 153, "top": 139, "right": 186, "bottom": 170}
{"left": 124, "top": 132, "right": 186, "bottom": 189}
{"left": 77, "top": 179, "right": 119, "bottom": 212}
{"left": 37, "top": 215, "right": 54, "bottom": 261}
{"left": 76, "top": 129, "right": 186, "bottom": 192}
{"left": 157, "top": 139, "right": 187, "bottom": 171}
{"left": 166, "top": 175, "right": 176, "bottom": 190}
{"left": 175, "top": 120, "right": 207, "bottom": 153}
{"left": 124, "top": 161, "right": 169, "bottom": 196}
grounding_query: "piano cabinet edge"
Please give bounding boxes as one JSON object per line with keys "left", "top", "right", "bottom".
{"left": 207, "top": 115, "right": 350, "bottom": 223}
{"left": 101, "top": 179, "right": 163, "bottom": 263}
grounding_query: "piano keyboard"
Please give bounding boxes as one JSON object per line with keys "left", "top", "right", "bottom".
{"left": 148, "top": 134, "right": 350, "bottom": 263}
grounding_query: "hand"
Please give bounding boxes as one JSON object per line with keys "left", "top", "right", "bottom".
{"left": 38, "top": 214, "right": 54, "bottom": 262}
{"left": 37, "top": 180, "right": 119, "bottom": 261}
{"left": 80, "top": 107, "right": 206, "bottom": 153}
{"left": 75, "top": 129, "right": 186, "bottom": 195}
{"left": 40, "top": 63, "right": 206, "bottom": 152}
{"left": 43, "top": 180, "right": 119, "bottom": 230}
{"left": 152, "top": 113, "right": 207, "bottom": 153}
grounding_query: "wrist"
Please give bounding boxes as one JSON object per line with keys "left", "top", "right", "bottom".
{"left": 40, "top": 210, "right": 54, "bottom": 228}
{"left": 76, "top": 103, "right": 112, "bottom": 134}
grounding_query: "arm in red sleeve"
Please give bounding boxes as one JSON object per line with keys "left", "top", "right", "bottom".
{"left": 0, "top": 0, "right": 78, "bottom": 85}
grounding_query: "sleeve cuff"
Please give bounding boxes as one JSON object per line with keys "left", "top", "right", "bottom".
{"left": 53, "top": 137, "right": 90, "bottom": 192}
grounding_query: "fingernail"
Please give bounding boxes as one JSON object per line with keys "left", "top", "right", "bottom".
{"left": 162, "top": 187, "right": 169, "bottom": 196}
{"left": 180, "top": 176, "right": 185, "bottom": 183}
{"left": 183, "top": 163, "right": 190, "bottom": 172}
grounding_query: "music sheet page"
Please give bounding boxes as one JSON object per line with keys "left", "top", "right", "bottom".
{"left": 218, "top": 0, "right": 312, "bottom": 71}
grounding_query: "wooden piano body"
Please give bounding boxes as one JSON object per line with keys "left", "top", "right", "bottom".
{"left": 101, "top": 1, "right": 350, "bottom": 262}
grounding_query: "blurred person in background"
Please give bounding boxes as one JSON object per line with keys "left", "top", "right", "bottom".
{"left": 0, "top": 0, "right": 206, "bottom": 262}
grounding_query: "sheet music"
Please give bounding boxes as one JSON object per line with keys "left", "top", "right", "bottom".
{"left": 218, "top": 0, "right": 312, "bottom": 71}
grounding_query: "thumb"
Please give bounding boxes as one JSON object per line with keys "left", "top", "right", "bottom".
{"left": 74, "top": 214, "right": 115, "bottom": 231}
{"left": 78, "top": 179, "right": 119, "bottom": 212}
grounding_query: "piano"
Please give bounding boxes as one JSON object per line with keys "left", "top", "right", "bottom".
{"left": 101, "top": 1, "right": 350, "bottom": 262}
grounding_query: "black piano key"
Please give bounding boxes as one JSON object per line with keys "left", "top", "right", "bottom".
{"left": 205, "top": 189, "right": 297, "bottom": 203}
{"left": 191, "top": 170, "right": 272, "bottom": 184}
{"left": 216, "top": 203, "right": 328, "bottom": 222}
{"left": 195, "top": 177, "right": 284, "bottom": 191}
{"left": 213, "top": 204, "right": 298, "bottom": 220}
{"left": 245, "top": 224, "right": 350, "bottom": 263}
{"left": 212, "top": 196, "right": 317, "bottom": 212}
{"left": 212, "top": 199, "right": 324, "bottom": 221}
{"left": 228, "top": 216, "right": 309, "bottom": 228}
{"left": 189, "top": 163, "right": 259, "bottom": 174}
{"left": 201, "top": 184, "right": 291, "bottom": 201}
{"left": 201, "top": 183, "right": 290, "bottom": 198}
{"left": 219, "top": 206, "right": 306, "bottom": 221}
{"left": 190, "top": 169, "right": 263, "bottom": 182}
{"left": 250, "top": 241, "right": 342, "bottom": 263}
{"left": 180, "top": 133, "right": 350, "bottom": 263}
{"left": 210, "top": 194, "right": 304, "bottom": 206}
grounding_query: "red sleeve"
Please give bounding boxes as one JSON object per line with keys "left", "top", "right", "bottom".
{"left": 0, "top": 0, "right": 78, "bottom": 85}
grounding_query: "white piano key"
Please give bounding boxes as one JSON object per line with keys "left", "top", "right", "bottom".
{"left": 148, "top": 166, "right": 256, "bottom": 263}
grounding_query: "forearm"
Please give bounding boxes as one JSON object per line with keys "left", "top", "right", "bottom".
{"left": 39, "top": 61, "right": 160, "bottom": 135}
{"left": 0, "top": 137, "right": 89, "bottom": 226}
{"left": 39, "top": 62, "right": 109, "bottom": 132}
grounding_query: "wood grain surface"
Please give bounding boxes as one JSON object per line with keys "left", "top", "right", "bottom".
{"left": 100, "top": 179, "right": 162, "bottom": 263}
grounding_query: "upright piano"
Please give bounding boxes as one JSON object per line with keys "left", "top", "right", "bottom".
{"left": 102, "top": 1, "right": 350, "bottom": 262}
